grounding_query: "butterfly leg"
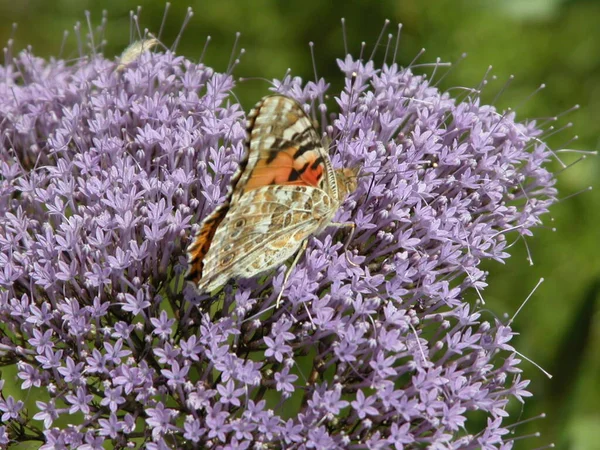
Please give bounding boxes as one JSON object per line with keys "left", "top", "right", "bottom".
{"left": 332, "top": 222, "right": 358, "bottom": 267}
{"left": 275, "top": 239, "right": 309, "bottom": 308}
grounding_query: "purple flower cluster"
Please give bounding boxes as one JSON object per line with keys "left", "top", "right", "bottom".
{"left": 0, "top": 36, "right": 556, "bottom": 448}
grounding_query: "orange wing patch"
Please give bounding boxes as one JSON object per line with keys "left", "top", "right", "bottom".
{"left": 243, "top": 145, "right": 325, "bottom": 191}
{"left": 185, "top": 203, "right": 230, "bottom": 283}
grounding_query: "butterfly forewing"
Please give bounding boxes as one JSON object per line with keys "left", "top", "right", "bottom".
{"left": 237, "top": 95, "right": 333, "bottom": 197}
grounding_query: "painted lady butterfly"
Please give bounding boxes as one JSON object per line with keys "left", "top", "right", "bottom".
{"left": 186, "top": 95, "right": 357, "bottom": 305}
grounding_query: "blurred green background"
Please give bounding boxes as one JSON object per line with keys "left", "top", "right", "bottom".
{"left": 1, "top": 0, "right": 598, "bottom": 448}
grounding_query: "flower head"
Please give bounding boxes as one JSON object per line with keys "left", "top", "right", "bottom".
{"left": 0, "top": 21, "right": 557, "bottom": 449}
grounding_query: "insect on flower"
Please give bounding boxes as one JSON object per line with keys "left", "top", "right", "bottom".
{"left": 186, "top": 94, "right": 358, "bottom": 305}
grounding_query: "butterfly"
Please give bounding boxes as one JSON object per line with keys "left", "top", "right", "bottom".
{"left": 186, "top": 94, "right": 358, "bottom": 306}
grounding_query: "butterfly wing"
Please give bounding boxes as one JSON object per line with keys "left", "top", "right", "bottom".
{"left": 186, "top": 94, "right": 338, "bottom": 289}
{"left": 186, "top": 143, "right": 249, "bottom": 284}
{"left": 235, "top": 95, "right": 338, "bottom": 198}
{"left": 186, "top": 201, "right": 231, "bottom": 284}
{"left": 196, "top": 185, "right": 331, "bottom": 292}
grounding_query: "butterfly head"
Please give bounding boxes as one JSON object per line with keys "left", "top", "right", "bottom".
{"left": 335, "top": 167, "right": 359, "bottom": 200}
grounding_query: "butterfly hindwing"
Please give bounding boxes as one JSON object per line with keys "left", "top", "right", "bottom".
{"left": 186, "top": 202, "right": 229, "bottom": 284}
{"left": 197, "top": 185, "right": 326, "bottom": 292}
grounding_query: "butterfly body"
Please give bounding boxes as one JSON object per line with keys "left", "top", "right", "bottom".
{"left": 186, "top": 95, "right": 357, "bottom": 298}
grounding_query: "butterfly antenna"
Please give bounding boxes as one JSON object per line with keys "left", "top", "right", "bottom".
{"left": 343, "top": 169, "right": 377, "bottom": 227}
{"left": 364, "top": 172, "right": 377, "bottom": 204}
